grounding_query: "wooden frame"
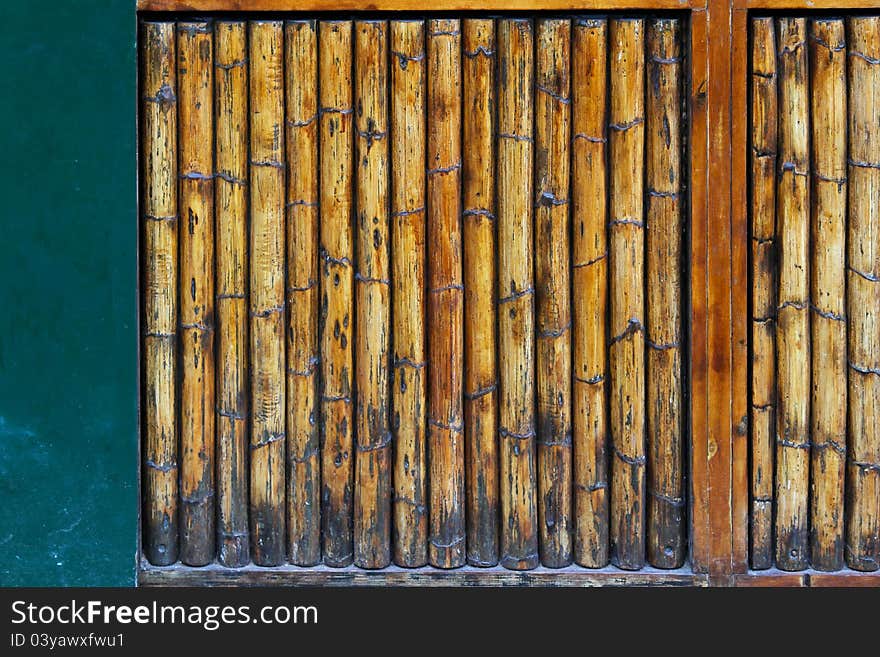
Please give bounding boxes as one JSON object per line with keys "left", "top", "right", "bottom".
{"left": 136, "top": 0, "right": 880, "bottom": 587}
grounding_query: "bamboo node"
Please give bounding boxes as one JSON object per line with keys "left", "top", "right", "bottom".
{"left": 849, "top": 50, "right": 880, "bottom": 65}
{"left": 463, "top": 208, "right": 495, "bottom": 220}
{"left": 251, "top": 432, "right": 285, "bottom": 450}
{"left": 753, "top": 497, "right": 773, "bottom": 504}
{"left": 609, "top": 318, "right": 644, "bottom": 345}
{"left": 464, "top": 46, "right": 494, "bottom": 59}
{"left": 320, "top": 250, "right": 353, "bottom": 268}
{"left": 612, "top": 447, "right": 646, "bottom": 467}
{"left": 498, "top": 286, "right": 534, "bottom": 304}
{"left": 356, "top": 432, "right": 392, "bottom": 452}
{"left": 609, "top": 217, "right": 645, "bottom": 229}
{"left": 390, "top": 50, "right": 425, "bottom": 69}
{"left": 810, "top": 305, "right": 846, "bottom": 322}
{"left": 320, "top": 106, "right": 354, "bottom": 116}
{"left": 573, "top": 252, "right": 607, "bottom": 268}
{"left": 810, "top": 34, "right": 845, "bottom": 53}
{"left": 431, "top": 283, "right": 464, "bottom": 294}
{"left": 392, "top": 206, "right": 425, "bottom": 218}
{"left": 536, "top": 191, "right": 569, "bottom": 208}
{"left": 355, "top": 273, "right": 391, "bottom": 286}
{"left": 497, "top": 132, "right": 533, "bottom": 143}
{"left": 572, "top": 132, "right": 606, "bottom": 144}
{"left": 144, "top": 330, "right": 175, "bottom": 339}
{"left": 752, "top": 70, "right": 777, "bottom": 80}
{"left": 752, "top": 402, "right": 775, "bottom": 412}
{"left": 287, "top": 114, "right": 318, "bottom": 128}
{"left": 813, "top": 440, "right": 846, "bottom": 456}
{"left": 537, "top": 433, "right": 572, "bottom": 448}
{"left": 849, "top": 362, "right": 880, "bottom": 377}
{"left": 430, "top": 535, "right": 465, "bottom": 549}
{"left": 777, "top": 300, "right": 807, "bottom": 312}
{"left": 180, "top": 490, "right": 215, "bottom": 505}
{"left": 143, "top": 213, "right": 178, "bottom": 222}
{"left": 215, "top": 171, "right": 247, "bottom": 186}
{"left": 779, "top": 40, "right": 806, "bottom": 55}
{"left": 574, "top": 373, "right": 604, "bottom": 385}
{"left": 217, "top": 408, "right": 247, "bottom": 420}
{"left": 393, "top": 495, "right": 427, "bottom": 516}
{"left": 464, "top": 381, "right": 497, "bottom": 400}
{"left": 180, "top": 321, "right": 213, "bottom": 332}
{"left": 814, "top": 172, "right": 847, "bottom": 186}
{"left": 322, "top": 393, "right": 352, "bottom": 403}
{"left": 776, "top": 438, "right": 810, "bottom": 450}
{"left": 429, "top": 30, "right": 460, "bottom": 38}
{"left": 215, "top": 58, "right": 248, "bottom": 70}
{"left": 393, "top": 357, "right": 426, "bottom": 370}
{"left": 427, "top": 162, "right": 461, "bottom": 175}
{"left": 251, "top": 304, "right": 284, "bottom": 318}
{"left": 357, "top": 128, "right": 387, "bottom": 143}
{"left": 288, "top": 356, "right": 320, "bottom": 377}
{"left": 180, "top": 171, "right": 214, "bottom": 181}
{"left": 752, "top": 145, "right": 777, "bottom": 158}
{"left": 650, "top": 55, "right": 682, "bottom": 65}
{"left": 647, "top": 189, "right": 679, "bottom": 200}
{"left": 429, "top": 417, "right": 464, "bottom": 433}
{"left": 609, "top": 117, "right": 644, "bottom": 132}
{"left": 779, "top": 161, "right": 808, "bottom": 177}
{"left": 848, "top": 158, "right": 880, "bottom": 170}
{"left": 849, "top": 459, "right": 880, "bottom": 474}
{"left": 145, "top": 459, "right": 178, "bottom": 473}
{"left": 575, "top": 481, "right": 608, "bottom": 493}
{"left": 288, "top": 199, "right": 319, "bottom": 208}
{"left": 288, "top": 279, "right": 318, "bottom": 293}
{"left": 500, "top": 427, "right": 535, "bottom": 441}
{"left": 143, "top": 84, "right": 177, "bottom": 107}
{"left": 848, "top": 265, "right": 880, "bottom": 283}
{"left": 646, "top": 338, "right": 679, "bottom": 351}
{"left": 535, "top": 84, "right": 570, "bottom": 105}
{"left": 250, "top": 159, "right": 285, "bottom": 170}
{"left": 537, "top": 322, "right": 571, "bottom": 339}
{"left": 648, "top": 489, "right": 685, "bottom": 508}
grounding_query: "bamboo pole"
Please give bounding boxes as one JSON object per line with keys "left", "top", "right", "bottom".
{"left": 775, "top": 17, "right": 810, "bottom": 572}
{"left": 462, "top": 17, "right": 498, "bottom": 568}
{"left": 285, "top": 19, "right": 320, "bottom": 567}
{"left": 846, "top": 16, "right": 880, "bottom": 573}
{"left": 354, "top": 19, "right": 392, "bottom": 569}
{"left": 571, "top": 18, "right": 609, "bottom": 568}
{"left": 390, "top": 19, "right": 428, "bottom": 568}
{"left": 809, "top": 18, "right": 847, "bottom": 573}
{"left": 534, "top": 18, "right": 572, "bottom": 568}
{"left": 749, "top": 16, "right": 777, "bottom": 571}
{"left": 177, "top": 21, "right": 215, "bottom": 566}
{"left": 142, "top": 21, "right": 178, "bottom": 566}
{"left": 319, "top": 20, "right": 355, "bottom": 568}
{"left": 426, "top": 18, "right": 466, "bottom": 569}
{"left": 608, "top": 17, "right": 646, "bottom": 571}
{"left": 249, "top": 20, "right": 286, "bottom": 567}
{"left": 497, "top": 18, "right": 538, "bottom": 571}
{"left": 645, "top": 18, "right": 684, "bottom": 569}
{"left": 215, "top": 20, "right": 249, "bottom": 568}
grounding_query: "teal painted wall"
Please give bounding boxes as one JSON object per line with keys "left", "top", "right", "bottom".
{"left": 0, "top": 1, "right": 137, "bottom": 585}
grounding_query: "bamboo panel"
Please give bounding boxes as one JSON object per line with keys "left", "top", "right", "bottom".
{"left": 462, "top": 18, "right": 499, "bottom": 568}
{"left": 497, "top": 18, "right": 538, "bottom": 571}
{"left": 571, "top": 17, "right": 609, "bottom": 568}
{"left": 608, "top": 17, "right": 646, "bottom": 571}
{"left": 354, "top": 20, "right": 392, "bottom": 569}
{"left": 775, "top": 17, "right": 810, "bottom": 572}
{"left": 534, "top": 18, "right": 573, "bottom": 568}
{"left": 847, "top": 16, "right": 880, "bottom": 573}
{"left": 215, "top": 20, "right": 249, "bottom": 568}
{"left": 645, "top": 18, "right": 684, "bottom": 569}
{"left": 249, "top": 21, "right": 287, "bottom": 567}
{"left": 426, "top": 19, "right": 466, "bottom": 569}
{"left": 285, "top": 19, "right": 321, "bottom": 567}
{"left": 142, "top": 21, "right": 178, "bottom": 567}
{"left": 319, "top": 20, "right": 355, "bottom": 568}
{"left": 809, "top": 18, "right": 847, "bottom": 573}
{"left": 749, "top": 16, "right": 776, "bottom": 571}
{"left": 177, "top": 21, "right": 215, "bottom": 567}
{"left": 390, "top": 19, "right": 428, "bottom": 568}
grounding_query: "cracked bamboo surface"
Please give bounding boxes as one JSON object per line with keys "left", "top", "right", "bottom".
{"left": 142, "top": 21, "right": 178, "bottom": 567}
{"left": 177, "top": 21, "right": 215, "bottom": 567}
{"left": 215, "top": 20, "right": 249, "bottom": 568}
{"left": 427, "top": 18, "right": 466, "bottom": 569}
{"left": 390, "top": 19, "right": 428, "bottom": 568}
{"left": 141, "top": 13, "right": 691, "bottom": 574}
{"left": 249, "top": 20, "right": 286, "bottom": 567}
{"left": 608, "top": 17, "right": 646, "bottom": 571}
{"left": 646, "top": 18, "right": 684, "bottom": 570}
{"left": 571, "top": 17, "right": 609, "bottom": 568}
{"left": 285, "top": 19, "right": 321, "bottom": 567}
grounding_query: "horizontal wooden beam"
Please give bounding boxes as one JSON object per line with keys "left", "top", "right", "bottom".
{"left": 138, "top": 0, "right": 706, "bottom": 12}
{"left": 139, "top": 562, "right": 708, "bottom": 586}
{"left": 737, "top": 0, "right": 880, "bottom": 9}
{"left": 734, "top": 570, "right": 880, "bottom": 587}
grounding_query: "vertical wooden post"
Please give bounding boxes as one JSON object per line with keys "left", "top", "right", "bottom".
{"left": 497, "top": 18, "right": 538, "bottom": 571}
{"left": 319, "top": 20, "right": 355, "bottom": 568}
{"left": 390, "top": 19, "right": 428, "bottom": 568}
{"left": 142, "top": 21, "right": 178, "bottom": 566}
{"left": 846, "top": 16, "right": 880, "bottom": 573}
{"left": 534, "top": 17, "right": 573, "bottom": 568}
{"left": 426, "top": 18, "right": 466, "bottom": 569}
{"left": 215, "top": 20, "right": 249, "bottom": 568}
{"left": 462, "top": 17, "right": 499, "bottom": 569}
{"left": 177, "top": 21, "right": 215, "bottom": 567}
{"left": 809, "top": 18, "right": 847, "bottom": 573}
{"left": 749, "top": 16, "right": 777, "bottom": 571}
{"left": 775, "top": 17, "right": 810, "bottom": 572}
{"left": 645, "top": 18, "right": 685, "bottom": 569}
{"left": 354, "top": 19, "right": 392, "bottom": 569}
{"left": 285, "top": 19, "right": 321, "bottom": 567}
{"left": 571, "top": 18, "right": 609, "bottom": 568}
{"left": 249, "top": 20, "right": 286, "bottom": 567}
{"left": 608, "top": 17, "right": 646, "bottom": 571}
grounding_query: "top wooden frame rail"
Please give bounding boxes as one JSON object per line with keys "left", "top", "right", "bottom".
{"left": 137, "top": 0, "right": 707, "bottom": 11}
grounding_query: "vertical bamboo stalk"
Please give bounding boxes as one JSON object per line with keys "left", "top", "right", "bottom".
{"left": 427, "top": 18, "right": 466, "bottom": 569}
{"left": 142, "top": 21, "right": 178, "bottom": 566}
{"left": 571, "top": 18, "right": 609, "bottom": 568}
{"left": 534, "top": 18, "right": 573, "bottom": 568}
{"left": 215, "top": 20, "right": 249, "bottom": 568}
{"left": 608, "top": 17, "right": 646, "bottom": 571}
{"left": 177, "top": 21, "right": 215, "bottom": 566}
{"left": 497, "top": 18, "right": 538, "bottom": 571}
{"left": 354, "top": 19, "right": 392, "bottom": 569}
{"left": 390, "top": 19, "right": 428, "bottom": 568}
{"left": 319, "top": 20, "right": 355, "bottom": 568}
{"left": 285, "top": 19, "right": 321, "bottom": 567}
{"left": 846, "top": 16, "right": 880, "bottom": 573}
{"left": 249, "top": 20, "right": 286, "bottom": 567}
{"left": 749, "top": 16, "right": 777, "bottom": 571}
{"left": 645, "top": 18, "right": 685, "bottom": 569}
{"left": 462, "top": 17, "right": 498, "bottom": 568}
{"left": 775, "top": 17, "right": 810, "bottom": 572}
{"left": 809, "top": 18, "right": 847, "bottom": 573}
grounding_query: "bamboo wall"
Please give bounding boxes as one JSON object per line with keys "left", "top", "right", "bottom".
{"left": 140, "top": 15, "right": 688, "bottom": 572}
{"left": 749, "top": 15, "right": 880, "bottom": 573}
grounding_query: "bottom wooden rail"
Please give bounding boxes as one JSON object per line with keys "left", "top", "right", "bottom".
{"left": 138, "top": 561, "right": 707, "bottom": 587}
{"left": 733, "top": 570, "right": 880, "bottom": 587}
